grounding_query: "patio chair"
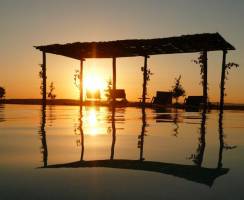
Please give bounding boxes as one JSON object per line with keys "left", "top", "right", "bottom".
{"left": 152, "top": 91, "right": 173, "bottom": 105}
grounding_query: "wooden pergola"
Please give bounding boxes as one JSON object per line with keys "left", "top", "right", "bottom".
{"left": 35, "top": 33, "right": 235, "bottom": 107}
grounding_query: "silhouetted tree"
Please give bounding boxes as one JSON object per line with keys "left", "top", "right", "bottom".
{"left": 0, "top": 87, "right": 6, "bottom": 99}
{"left": 172, "top": 75, "right": 185, "bottom": 104}
{"left": 104, "top": 79, "right": 112, "bottom": 102}
{"left": 47, "top": 82, "right": 56, "bottom": 100}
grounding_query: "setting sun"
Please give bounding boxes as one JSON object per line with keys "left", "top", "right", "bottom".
{"left": 84, "top": 75, "right": 107, "bottom": 98}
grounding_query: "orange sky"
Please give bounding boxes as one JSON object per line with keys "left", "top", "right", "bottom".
{"left": 0, "top": 0, "right": 243, "bottom": 103}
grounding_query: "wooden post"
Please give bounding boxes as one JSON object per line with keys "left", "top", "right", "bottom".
{"left": 220, "top": 50, "right": 227, "bottom": 111}
{"left": 42, "top": 51, "right": 47, "bottom": 105}
{"left": 142, "top": 56, "right": 149, "bottom": 106}
{"left": 112, "top": 57, "right": 116, "bottom": 104}
{"left": 202, "top": 51, "right": 208, "bottom": 108}
{"left": 80, "top": 59, "right": 84, "bottom": 104}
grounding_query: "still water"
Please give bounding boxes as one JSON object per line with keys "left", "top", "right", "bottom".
{"left": 0, "top": 104, "right": 243, "bottom": 200}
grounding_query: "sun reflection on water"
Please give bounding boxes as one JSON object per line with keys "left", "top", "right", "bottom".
{"left": 84, "top": 107, "right": 107, "bottom": 136}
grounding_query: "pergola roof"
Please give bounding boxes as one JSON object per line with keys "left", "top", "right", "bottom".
{"left": 35, "top": 33, "right": 235, "bottom": 60}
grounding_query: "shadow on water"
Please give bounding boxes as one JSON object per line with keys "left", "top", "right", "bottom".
{"left": 38, "top": 105, "right": 231, "bottom": 187}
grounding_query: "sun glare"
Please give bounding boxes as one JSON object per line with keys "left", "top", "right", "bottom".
{"left": 84, "top": 108, "right": 107, "bottom": 136}
{"left": 84, "top": 75, "right": 107, "bottom": 96}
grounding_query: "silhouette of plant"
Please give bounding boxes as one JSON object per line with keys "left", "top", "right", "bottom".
{"left": 104, "top": 79, "right": 112, "bottom": 101}
{"left": 74, "top": 69, "right": 80, "bottom": 90}
{"left": 192, "top": 52, "right": 206, "bottom": 87}
{"left": 222, "top": 62, "right": 239, "bottom": 96}
{"left": 172, "top": 75, "right": 185, "bottom": 104}
{"left": 141, "top": 65, "right": 153, "bottom": 97}
{"left": 0, "top": 87, "right": 6, "bottom": 99}
{"left": 39, "top": 64, "right": 44, "bottom": 95}
{"left": 219, "top": 61, "right": 239, "bottom": 110}
{"left": 47, "top": 82, "right": 56, "bottom": 100}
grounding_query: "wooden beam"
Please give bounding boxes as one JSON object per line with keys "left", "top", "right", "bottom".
{"left": 202, "top": 51, "right": 208, "bottom": 108}
{"left": 80, "top": 59, "right": 84, "bottom": 104}
{"left": 220, "top": 50, "right": 227, "bottom": 110}
{"left": 112, "top": 57, "right": 116, "bottom": 104}
{"left": 142, "top": 56, "right": 149, "bottom": 106}
{"left": 42, "top": 51, "right": 47, "bottom": 105}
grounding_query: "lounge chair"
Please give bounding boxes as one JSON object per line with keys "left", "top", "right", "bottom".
{"left": 185, "top": 96, "right": 204, "bottom": 109}
{"left": 110, "top": 89, "right": 127, "bottom": 102}
{"left": 86, "top": 90, "right": 101, "bottom": 100}
{"left": 152, "top": 91, "right": 173, "bottom": 105}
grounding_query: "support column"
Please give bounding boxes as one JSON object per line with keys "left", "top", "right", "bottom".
{"left": 202, "top": 51, "right": 208, "bottom": 108}
{"left": 220, "top": 50, "right": 227, "bottom": 111}
{"left": 80, "top": 59, "right": 84, "bottom": 104}
{"left": 42, "top": 51, "right": 47, "bottom": 105}
{"left": 142, "top": 56, "right": 149, "bottom": 106}
{"left": 112, "top": 57, "right": 116, "bottom": 104}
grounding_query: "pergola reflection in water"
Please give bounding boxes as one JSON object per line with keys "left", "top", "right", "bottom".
{"left": 38, "top": 105, "right": 230, "bottom": 187}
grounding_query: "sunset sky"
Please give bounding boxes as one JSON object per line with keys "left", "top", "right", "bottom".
{"left": 0, "top": 0, "right": 243, "bottom": 103}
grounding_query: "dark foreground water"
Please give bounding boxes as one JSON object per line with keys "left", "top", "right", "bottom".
{"left": 0, "top": 104, "right": 243, "bottom": 200}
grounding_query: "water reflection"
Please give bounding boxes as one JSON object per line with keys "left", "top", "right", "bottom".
{"left": 83, "top": 107, "right": 107, "bottom": 136}
{"left": 39, "top": 104, "right": 48, "bottom": 167}
{"left": 0, "top": 104, "right": 5, "bottom": 123}
{"left": 47, "top": 105, "right": 56, "bottom": 127}
{"left": 217, "top": 109, "right": 237, "bottom": 169}
{"left": 38, "top": 105, "right": 232, "bottom": 187}
{"left": 190, "top": 108, "right": 207, "bottom": 167}
{"left": 154, "top": 108, "right": 182, "bottom": 137}
{"left": 218, "top": 109, "right": 224, "bottom": 169}
{"left": 138, "top": 107, "right": 146, "bottom": 161}
{"left": 110, "top": 106, "right": 116, "bottom": 160}
{"left": 79, "top": 106, "right": 85, "bottom": 161}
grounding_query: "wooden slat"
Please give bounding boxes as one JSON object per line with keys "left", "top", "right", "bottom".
{"left": 35, "top": 33, "right": 235, "bottom": 60}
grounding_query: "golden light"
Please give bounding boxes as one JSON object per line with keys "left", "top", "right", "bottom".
{"left": 84, "top": 75, "right": 107, "bottom": 97}
{"left": 84, "top": 107, "right": 107, "bottom": 136}
{"left": 88, "top": 109, "right": 97, "bottom": 126}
